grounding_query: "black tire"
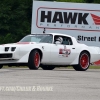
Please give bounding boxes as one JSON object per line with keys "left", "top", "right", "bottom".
{"left": 73, "top": 52, "right": 90, "bottom": 71}
{"left": 0, "top": 65, "right": 3, "bottom": 69}
{"left": 28, "top": 50, "right": 40, "bottom": 70}
{"left": 41, "top": 65, "right": 55, "bottom": 70}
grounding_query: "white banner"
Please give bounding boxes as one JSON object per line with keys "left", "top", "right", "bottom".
{"left": 31, "top": 1, "right": 100, "bottom": 46}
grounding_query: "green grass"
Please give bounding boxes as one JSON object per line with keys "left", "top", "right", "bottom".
{"left": 2, "top": 65, "right": 100, "bottom": 69}
{"left": 89, "top": 66, "right": 100, "bottom": 69}
{"left": 3, "top": 66, "right": 27, "bottom": 69}
{"left": 64, "top": 66, "right": 100, "bottom": 69}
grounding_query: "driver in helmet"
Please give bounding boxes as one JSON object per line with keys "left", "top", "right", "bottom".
{"left": 55, "top": 36, "right": 63, "bottom": 44}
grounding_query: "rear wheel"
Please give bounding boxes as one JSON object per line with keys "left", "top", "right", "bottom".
{"left": 28, "top": 50, "right": 40, "bottom": 70}
{"left": 73, "top": 52, "right": 90, "bottom": 71}
{"left": 0, "top": 65, "right": 3, "bottom": 69}
{"left": 41, "top": 65, "right": 55, "bottom": 70}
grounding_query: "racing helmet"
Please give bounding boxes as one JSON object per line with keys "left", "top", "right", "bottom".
{"left": 56, "top": 37, "right": 63, "bottom": 44}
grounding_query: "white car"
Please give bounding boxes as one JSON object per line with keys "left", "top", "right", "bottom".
{"left": 0, "top": 33, "right": 100, "bottom": 71}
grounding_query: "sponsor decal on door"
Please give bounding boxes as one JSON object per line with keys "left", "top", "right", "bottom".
{"left": 59, "top": 46, "right": 71, "bottom": 57}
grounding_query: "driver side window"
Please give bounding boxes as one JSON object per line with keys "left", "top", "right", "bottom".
{"left": 54, "top": 35, "right": 73, "bottom": 45}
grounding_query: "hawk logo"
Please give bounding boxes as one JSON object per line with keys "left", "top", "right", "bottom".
{"left": 37, "top": 7, "right": 100, "bottom": 31}
{"left": 40, "top": 11, "right": 89, "bottom": 25}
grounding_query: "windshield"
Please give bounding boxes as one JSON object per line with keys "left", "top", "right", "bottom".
{"left": 19, "top": 34, "right": 53, "bottom": 43}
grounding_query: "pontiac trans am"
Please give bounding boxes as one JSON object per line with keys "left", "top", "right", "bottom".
{"left": 0, "top": 33, "right": 100, "bottom": 71}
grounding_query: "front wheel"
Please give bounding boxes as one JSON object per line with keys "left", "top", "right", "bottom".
{"left": 28, "top": 50, "right": 40, "bottom": 70}
{"left": 0, "top": 65, "right": 3, "bottom": 69}
{"left": 41, "top": 65, "right": 55, "bottom": 70}
{"left": 73, "top": 52, "right": 90, "bottom": 71}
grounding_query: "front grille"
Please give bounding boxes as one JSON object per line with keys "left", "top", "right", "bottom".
{"left": 0, "top": 53, "right": 12, "bottom": 58}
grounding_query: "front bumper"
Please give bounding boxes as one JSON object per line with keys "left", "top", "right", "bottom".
{"left": 0, "top": 46, "right": 20, "bottom": 61}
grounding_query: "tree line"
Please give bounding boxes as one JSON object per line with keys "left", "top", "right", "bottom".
{"left": 0, "top": 0, "right": 100, "bottom": 44}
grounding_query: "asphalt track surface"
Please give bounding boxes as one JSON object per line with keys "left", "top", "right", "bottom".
{"left": 0, "top": 67, "right": 100, "bottom": 100}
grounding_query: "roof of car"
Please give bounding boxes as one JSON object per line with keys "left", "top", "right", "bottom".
{"left": 31, "top": 33, "right": 73, "bottom": 38}
{"left": 49, "top": 33, "right": 72, "bottom": 37}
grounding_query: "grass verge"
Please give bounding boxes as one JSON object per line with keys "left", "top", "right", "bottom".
{"left": 2, "top": 65, "right": 100, "bottom": 69}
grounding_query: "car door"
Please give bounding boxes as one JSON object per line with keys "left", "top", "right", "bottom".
{"left": 50, "top": 35, "right": 77, "bottom": 65}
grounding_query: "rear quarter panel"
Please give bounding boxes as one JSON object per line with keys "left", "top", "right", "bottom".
{"left": 71, "top": 43, "right": 100, "bottom": 64}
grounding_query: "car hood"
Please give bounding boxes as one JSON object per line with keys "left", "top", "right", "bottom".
{"left": 1, "top": 42, "right": 36, "bottom": 47}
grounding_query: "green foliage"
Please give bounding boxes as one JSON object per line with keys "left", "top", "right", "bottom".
{"left": 93, "top": 0, "right": 100, "bottom": 3}
{"left": 56, "top": 0, "right": 84, "bottom": 3}
{"left": 0, "top": 0, "right": 99, "bottom": 44}
{"left": 84, "top": 0, "right": 94, "bottom": 3}
{"left": 0, "top": 0, "right": 32, "bottom": 44}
